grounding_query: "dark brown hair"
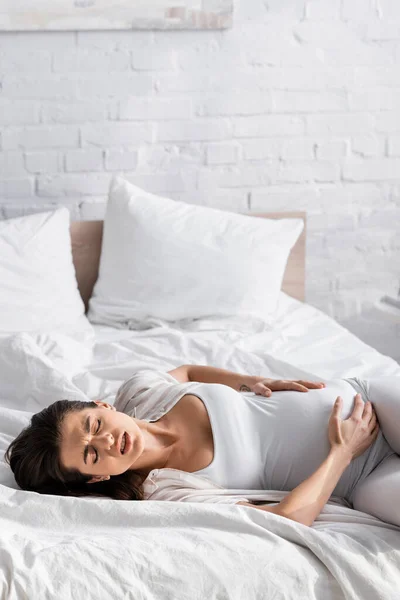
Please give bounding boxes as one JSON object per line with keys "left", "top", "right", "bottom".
{"left": 4, "top": 399, "right": 146, "bottom": 501}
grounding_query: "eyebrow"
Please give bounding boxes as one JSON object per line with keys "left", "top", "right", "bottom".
{"left": 81, "top": 415, "right": 92, "bottom": 465}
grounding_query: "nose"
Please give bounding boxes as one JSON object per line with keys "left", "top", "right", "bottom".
{"left": 97, "top": 431, "right": 114, "bottom": 451}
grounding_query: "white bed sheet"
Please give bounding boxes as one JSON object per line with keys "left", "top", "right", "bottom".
{"left": 79, "top": 291, "right": 400, "bottom": 405}
{"left": 1, "top": 292, "right": 400, "bottom": 600}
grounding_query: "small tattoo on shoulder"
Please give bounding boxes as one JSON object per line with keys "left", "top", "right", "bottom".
{"left": 239, "top": 384, "right": 251, "bottom": 392}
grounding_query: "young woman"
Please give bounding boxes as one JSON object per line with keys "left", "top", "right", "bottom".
{"left": 5, "top": 365, "right": 399, "bottom": 528}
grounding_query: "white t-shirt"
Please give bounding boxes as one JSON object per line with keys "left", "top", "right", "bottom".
{"left": 113, "top": 370, "right": 249, "bottom": 504}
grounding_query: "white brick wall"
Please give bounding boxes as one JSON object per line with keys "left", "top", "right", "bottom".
{"left": 1, "top": 0, "right": 400, "bottom": 363}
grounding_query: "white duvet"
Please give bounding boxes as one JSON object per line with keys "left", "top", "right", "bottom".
{"left": 1, "top": 293, "right": 400, "bottom": 600}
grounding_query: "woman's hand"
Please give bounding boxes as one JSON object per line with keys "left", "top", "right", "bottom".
{"left": 328, "top": 394, "right": 380, "bottom": 460}
{"left": 251, "top": 378, "right": 326, "bottom": 397}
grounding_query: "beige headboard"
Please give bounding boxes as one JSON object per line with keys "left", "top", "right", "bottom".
{"left": 70, "top": 212, "right": 306, "bottom": 312}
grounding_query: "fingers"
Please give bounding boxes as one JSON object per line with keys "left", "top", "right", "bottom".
{"left": 363, "top": 401, "right": 376, "bottom": 430}
{"left": 298, "top": 381, "right": 326, "bottom": 389}
{"left": 360, "top": 398, "right": 381, "bottom": 436}
{"left": 367, "top": 407, "right": 380, "bottom": 433}
{"left": 268, "top": 380, "right": 326, "bottom": 393}
{"left": 362, "top": 399, "right": 372, "bottom": 419}
{"left": 370, "top": 421, "right": 380, "bottom": 439}
{"left": 359, "top": 397, "right": 380, "bottom": 425}
{"left": 351, "top": 393, "right": 364, "bottom": 420}
{"left": 332, "top": 396, "right": 342, "bottom": 415}
{"left": 369, "top": 411, "right": 377, "bottom": 431}
{"left": 290, "top": 382, "right": 310, "bottom": 392}
{"left": 270, "top": 381, "right": 309, "bottom": 392}
{"left": 282, "top": 381, "right": 324, "bottom": 393}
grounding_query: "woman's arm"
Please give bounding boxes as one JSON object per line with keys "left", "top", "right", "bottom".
{"left": 237, "top": 446, "right": 352, "bottom": 527}
{"left": 168, "top": 363, "right": 258, "bottom": 390}
{"left": 188, "top": 365, "right": 262, "bottom": 392}
{"left": 168, "top": 364, "right": 325, "bottom": 395}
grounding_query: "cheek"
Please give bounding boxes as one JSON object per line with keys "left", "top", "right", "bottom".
{"left": 109, "top": 458, "right": 128, "bottom": 476}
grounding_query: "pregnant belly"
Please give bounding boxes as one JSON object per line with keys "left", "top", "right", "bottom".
{"left": 260, "top": 379, "right": 368, "bottom": 493}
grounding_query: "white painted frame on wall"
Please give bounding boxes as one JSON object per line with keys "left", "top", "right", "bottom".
{"left": 0, "top": 0, "right": 233, "bottom": 31}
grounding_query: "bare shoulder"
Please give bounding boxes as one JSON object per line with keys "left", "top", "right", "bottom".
{"left": 167, "top": 365, "right": 190, "bottom": 383}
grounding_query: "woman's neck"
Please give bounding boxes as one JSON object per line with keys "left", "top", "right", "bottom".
{"left": 131, "top": 417, "right": 181, "bottom": 476}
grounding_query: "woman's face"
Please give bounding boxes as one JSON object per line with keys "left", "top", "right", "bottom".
{"left": 59, "top": 401, "right": 145, "bottom": 484}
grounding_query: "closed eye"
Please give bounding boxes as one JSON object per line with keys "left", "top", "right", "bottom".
{"left": 93, "top": 419, "right": 101, "bottom": 464}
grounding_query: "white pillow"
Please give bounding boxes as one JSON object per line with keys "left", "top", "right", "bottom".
{"left": 0, "top": 207, "right": 89, "bottom": 335}
{"left": 88, "top": 177, "right": 304, "bottom": 328}
{"left": 0, "top": 333, "right": 91, "bottom": 489}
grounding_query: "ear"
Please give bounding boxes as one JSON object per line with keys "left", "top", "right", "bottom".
{"left": 93, "top": 400, "right": 116, "bottom": 411}
{"left": 87, "top": 475, "right": 110, "bottom": 484}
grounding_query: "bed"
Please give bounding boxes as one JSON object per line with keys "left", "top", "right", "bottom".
{"left": 1, "top": 201, "right": 400, "bottom": 600}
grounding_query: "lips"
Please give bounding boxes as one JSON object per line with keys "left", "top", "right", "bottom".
{"left": 118, "top": 431, "right": 132, "bottom": 455}
{"left": 123, "top": 432, "right": 132, "bottom": 454}
{"left": 119, "top": 432, "right": 126, "bottom": 454}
